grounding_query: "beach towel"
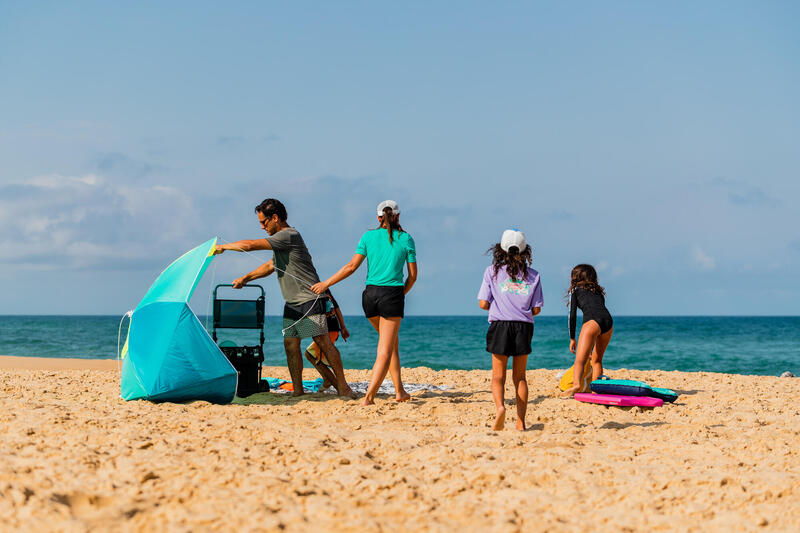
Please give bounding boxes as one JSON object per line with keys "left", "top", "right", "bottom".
{"left": 261, "top": 378, "right": 452, "bottom": 395}
{"left": 347, "top": 381, "right": 452, "bottom": 395}
{"left": 263, "top": 377, "right": 324, "bottom": 393}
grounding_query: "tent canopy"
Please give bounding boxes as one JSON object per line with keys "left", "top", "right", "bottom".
{"left": 121, "top": 238, "right": 238, "bottom": 403}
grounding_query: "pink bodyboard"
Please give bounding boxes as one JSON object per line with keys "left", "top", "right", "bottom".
{"left": 574, "top": 393, "right": 663, "bottom": 407}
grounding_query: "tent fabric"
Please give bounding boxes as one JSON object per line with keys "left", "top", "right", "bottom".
{"left": 120, "top": 238, "right": 238, "bottom": 404}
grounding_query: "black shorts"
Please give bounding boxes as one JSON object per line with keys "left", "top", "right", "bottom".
{"left": 486, "top": 321, "right": 533, "bottom": 356}
{"left": 362, "top": 285, "right": 405, "bottom": 318}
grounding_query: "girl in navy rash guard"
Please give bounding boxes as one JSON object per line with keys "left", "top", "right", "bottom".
{"left": 561, "top": 264, "right": 614, "bottom": 398}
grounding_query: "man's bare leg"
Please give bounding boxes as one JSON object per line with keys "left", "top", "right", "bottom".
{"left": 283, "top": 337, "right": 305, "bottom": 396}
{"left": 313, "top": 333, "right": 355, "bottom": 398}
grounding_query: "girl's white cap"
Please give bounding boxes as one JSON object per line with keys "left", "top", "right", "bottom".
{"left": 500, "top": 229, "right": 526, "bottom": 252}
{"left": 377, "top": 200, "right": 400, "bottom": 216}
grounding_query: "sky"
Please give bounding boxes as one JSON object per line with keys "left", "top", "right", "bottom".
{"left": 1, "top": 1, "right": 798, "bottom": 316}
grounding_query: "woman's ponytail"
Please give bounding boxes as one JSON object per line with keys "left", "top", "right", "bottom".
{"left": 379, "top": 207, "right": 404, "bottom": 243}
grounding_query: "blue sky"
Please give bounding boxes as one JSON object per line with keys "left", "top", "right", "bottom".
{"left": 1, "top": 1, "right": 798, "bottom": 315}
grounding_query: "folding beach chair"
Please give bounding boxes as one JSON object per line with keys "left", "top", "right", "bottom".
{"left": 211, "top": 284, "right": 270, "bottom": 397}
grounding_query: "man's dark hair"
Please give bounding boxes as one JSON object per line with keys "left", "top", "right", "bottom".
{"left": 255, "top": 198, "right": 287, "bottom": 222}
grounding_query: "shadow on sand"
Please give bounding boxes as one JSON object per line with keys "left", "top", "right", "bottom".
{"left": 600, "top": 421, "right": 666, "bottom": 430}
{"left": 232, "top": 391, "right": 354, "bottom": 406}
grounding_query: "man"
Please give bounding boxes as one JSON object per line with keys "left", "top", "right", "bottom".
{"left": 214, "top": 198, "right": 355, "bottom": 398}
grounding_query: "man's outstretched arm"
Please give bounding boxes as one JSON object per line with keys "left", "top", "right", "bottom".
{"left": 232, "top": 260, "right": 275, "bottom": 289}
{"left": 214, "top": 239, "right": 272, "bottom": 255}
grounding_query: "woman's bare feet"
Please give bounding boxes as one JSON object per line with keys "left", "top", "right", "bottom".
{"left": 516, "top": 419, "right": 526, "bottom": 431}
{"left": 395, "top": 389, "right": 411, "bottom": 402}
{"left": 362, "top": 395, "right": 375, "bottom": 406}
{"left": 493, "top": 406, "right": 506, "bottom": 430}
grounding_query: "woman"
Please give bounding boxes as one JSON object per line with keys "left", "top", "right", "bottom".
{"left": 311, "top": 200, "right": 417, "bottom": 405}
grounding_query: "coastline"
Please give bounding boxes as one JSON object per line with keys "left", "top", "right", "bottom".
{"left": 0, "top": 359, "right": 798, "bottom": 530}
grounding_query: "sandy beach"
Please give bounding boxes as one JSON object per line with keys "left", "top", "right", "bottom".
{"left": 0, "top": 356, "right": 798, "bottom": 532}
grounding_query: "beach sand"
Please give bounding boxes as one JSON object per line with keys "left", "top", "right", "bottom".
{"left": 0, "top": 356, "right": 798, "bottom": 532}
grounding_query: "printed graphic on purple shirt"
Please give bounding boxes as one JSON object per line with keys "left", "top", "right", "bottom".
{"left": 477, "top": 265, "right": 543, "bottom": 323}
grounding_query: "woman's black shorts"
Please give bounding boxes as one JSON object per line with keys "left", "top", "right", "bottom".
{"left": 486, "top": 320, "right": 533, "bottom": 356}
{"left": 362, "top": 285, "right": 405, "bottom": 318}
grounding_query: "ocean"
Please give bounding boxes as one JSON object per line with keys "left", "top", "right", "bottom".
{"left": 0, "top": 315, "right": 797, "bottom": 376}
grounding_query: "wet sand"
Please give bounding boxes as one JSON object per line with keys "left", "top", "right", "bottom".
{"left": 0, "top": 356, "right": 798, "bottom": 531}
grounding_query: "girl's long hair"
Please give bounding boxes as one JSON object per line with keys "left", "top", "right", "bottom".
{"left": 378, "top": 207, "right": 404, "bottom": 243}
{"left": 487, "top": 243, "right": 532, "bottom": 281}
{"left": 566, "top": 264, "right": 605, "bottom": 298}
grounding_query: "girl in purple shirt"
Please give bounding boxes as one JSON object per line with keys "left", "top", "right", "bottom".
{"left": 478, "top": 229, "right": 543, "bottom": 431}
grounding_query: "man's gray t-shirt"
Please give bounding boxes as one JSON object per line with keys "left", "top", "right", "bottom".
{"left": 265, "top": 227, "right": 321, "bottom": 307}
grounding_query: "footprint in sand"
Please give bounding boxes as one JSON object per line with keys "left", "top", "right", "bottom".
{"left": 51, "top": 491, "right": 114, "bottom": 518}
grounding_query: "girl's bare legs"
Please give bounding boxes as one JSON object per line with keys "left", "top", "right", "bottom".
{"left": 511, "top": 354, "right": 529, "bottom": 431}
{"left": 560, "top": 320, "right": 600, "bottom": 397}
{"left": 491, "top": 354, "right": 509, "bottom": 430}
{"left": 363, "top": 316, "right": 403, "bottom": 406}
{"left": 591, "top": 328, "right": 613, "bottom": 381}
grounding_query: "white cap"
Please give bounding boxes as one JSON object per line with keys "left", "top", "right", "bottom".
{"left": 377, "top": 200, "right": 400, "bottom": 216}
{"left": 500, "top": 229, "right": 527, "bottom": 252}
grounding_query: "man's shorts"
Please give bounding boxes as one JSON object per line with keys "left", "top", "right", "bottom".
{"left": 282, "top": 313, "right": 328, "bottom": 339}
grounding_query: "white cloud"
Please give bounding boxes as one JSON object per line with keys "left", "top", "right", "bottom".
{"left": 691, "top": 245, "right": 716, "bottom": 271}
{"left": 0, "top": 173, "right": 197, "bottom": 269}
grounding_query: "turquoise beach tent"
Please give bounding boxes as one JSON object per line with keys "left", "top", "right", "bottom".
{"left": 120, "top": 237, "right": 238, "bottom": 403}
